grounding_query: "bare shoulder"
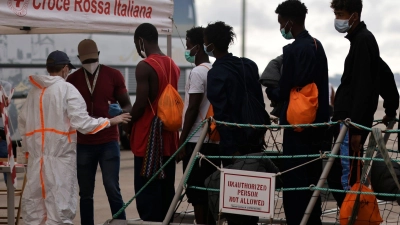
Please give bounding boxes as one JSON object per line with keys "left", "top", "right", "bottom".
{"left": 136, "top": 61, "right": 157, "bottom": 80}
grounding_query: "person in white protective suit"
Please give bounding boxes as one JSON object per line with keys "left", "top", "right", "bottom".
{"left": 17, "top": 50, "right": 131, "bottom": 225}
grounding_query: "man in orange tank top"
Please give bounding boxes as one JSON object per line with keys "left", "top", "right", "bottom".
{"left": 127, "top": 23, "right": 180, "bottom": 222}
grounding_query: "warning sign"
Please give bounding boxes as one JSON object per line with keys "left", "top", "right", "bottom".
{"left": 219, "top": 169, "right": 275, "bottom": 218}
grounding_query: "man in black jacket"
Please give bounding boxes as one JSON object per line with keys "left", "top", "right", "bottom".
{"left": 380, "top": 59, "right": 399, "bottom": 126}
{"left": 328, "top": 0, "right": 390, "bottom": 208}
{"left": 267, "top": 1, "right": 330, "bottom": 224}
{"left": 204, "top": 21, "right": 269, "bottom": 159}
{"left": 204, "top": 21, "right": 269, "bottom": 225}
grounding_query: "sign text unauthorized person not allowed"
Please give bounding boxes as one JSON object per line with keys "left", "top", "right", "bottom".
{"left": 219, "top": 169, "right": 275, "bottom": 218}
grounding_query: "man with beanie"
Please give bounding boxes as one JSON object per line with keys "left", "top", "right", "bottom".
{"left": 67, "top": 39, "right": 132, "bottom": 225}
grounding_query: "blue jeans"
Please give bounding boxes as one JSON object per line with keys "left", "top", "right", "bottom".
{"left": 77, "top": 141, "right": 126, "bottom": 225}
{"left": 327, "top": 126, "right": 367, "bottom": 207}
{"left": 340, "top": 124, "right": 351, "bottom": 190}
{"left": 134, "top": 156, "right": 175, "bottom": 222}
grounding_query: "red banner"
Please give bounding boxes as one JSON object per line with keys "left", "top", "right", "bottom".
{"left": 0, "top": 0, "right": 173, "bottom": 34}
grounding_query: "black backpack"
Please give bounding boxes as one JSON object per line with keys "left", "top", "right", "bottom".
{"left": 221, "top": 58, "right": 270, "bottom": 152}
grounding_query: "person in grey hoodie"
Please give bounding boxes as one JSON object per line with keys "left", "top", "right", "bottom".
{"left": 259, "top": 55, "right": 283, "bottom": 117}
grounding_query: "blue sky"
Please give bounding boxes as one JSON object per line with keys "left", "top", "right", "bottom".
{"left": 195, "top": 0, "right": 400, "bottom": 76}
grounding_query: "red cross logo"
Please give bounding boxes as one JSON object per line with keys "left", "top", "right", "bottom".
{"left": 14, "top": 0, "right": 25, "bottom": 8}
{"left": 7, "top": 0, "right": 30, "bottom": 17}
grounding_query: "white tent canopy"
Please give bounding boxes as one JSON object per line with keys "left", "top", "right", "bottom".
{"left": 0, "top": 0, "right": 173, "bottom": 35}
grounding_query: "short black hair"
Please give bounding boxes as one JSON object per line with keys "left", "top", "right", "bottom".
{"left": 134, "top": 23, "right": 158, "bottom": 43}
{"left": 204, "top": 21, "right": 236, "bottom": 52}
{"left": 275, "top": 0, "right": 308, "bottom": 24}
{"left": 186, "top": 26, "right": 205, "bottom": 49}
{"left": 46, "top": 59, "right": 65, "bottom": 73}
{"left": 330, "top": 0, "right": 363, "bottom": 15}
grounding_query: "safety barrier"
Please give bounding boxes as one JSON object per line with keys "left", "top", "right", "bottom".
{"left": 104, "top": 118, "right": 400, "bottom": 225}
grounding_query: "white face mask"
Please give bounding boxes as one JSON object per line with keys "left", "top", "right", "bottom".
{"left": 334, "top": 13, "right": 354, "bottom": 33}
{"left": 82, "top": 62, "right": 99, "bottom": 74}
{"left": 61, "top": 71, "right": 67, "bottom": 80}
{"left": 60, "top": 65, "right": 71, "bottom": 80}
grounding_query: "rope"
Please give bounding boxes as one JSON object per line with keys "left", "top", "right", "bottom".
{"left": 187, "top": 185, "right": 400, "bottom": 198}
{"left": 170, "top": 17, "right": 187, "bottom": 51}
{"left": 198, "top": 152, "right": 222, "bottom": 172}
{"left": 325, "top": 154, "right": 400, "bottom": 163}
{"left": 111, "top": 120, "right": 207, "bottom": 219}
{"left": 203, "top": 153, "right": 400, "bottom": 163}
{"left": 212, "top": 119, "right": 400, "bottom": 133}
{"left": 274, "top": 151, "right": 327, "bottom": 177}
{"left": 215, "top": 120, "right": 339, "bottom": 130}
{"left": 374, "top": 118, "right": 399, "bottom": 122}
{"left": 110, "top": 118, "right": 400, "bottom": 220}
{"left": 206, "top": 154, "right": 322, "bottom": 159}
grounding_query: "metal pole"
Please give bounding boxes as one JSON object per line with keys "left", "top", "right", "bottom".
{"left": 167, "top": 34, "right": 172, "bottom": 57}
{"left": 162, "top": 121, "right": 209, "bottom": 225}
{"left": 363, "top": 121, "right": 396, "bottom": 183}
{"left": 383, "top": 120, "right": 396, "bottom": 144}
{"left": 241, "top": 0, "right": 246, "bottom": 57}
{"left": 300, "top": 123, "right": 348, "bottom": 225}
{"left": 7, "top": 169, "right": 14, "bottom": 225}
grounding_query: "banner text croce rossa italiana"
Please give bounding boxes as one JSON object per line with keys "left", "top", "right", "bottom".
{"left": 31, "top": 0, "right": 152, "bottom": 18}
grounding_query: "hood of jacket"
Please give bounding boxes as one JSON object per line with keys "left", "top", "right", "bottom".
{"left": 29, "top": 75, "right": 64, "bottom": 89}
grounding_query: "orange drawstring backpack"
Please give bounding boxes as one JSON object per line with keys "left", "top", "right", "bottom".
{"left": 339, "top": 155, "right": 382, "bottom": 225}
{"left": 150, "top": 58, "right": 184, "bottom": 132}
{"left": 286, "top": 83, "right": 318, "bottom": 132}
{"left": 286, "top": 39, "right": 319, "bottom": 132}
{"left": 205, "top": 104, "right": 220, "bottom": 142}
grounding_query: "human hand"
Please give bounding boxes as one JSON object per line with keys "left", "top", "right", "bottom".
{"left": 175, "top": 145, "right": 186, "bottom": 163}
{"left": 351, "top": 135, "right": 362, "bottom": 153}
{"left": 108, "top": 102, "right": 122, "bottom": 117}
{"left": 109, "top": 113, "right": 131, "bottom": 126}
{"left": 382, "top": 115, "right": 395, "bottom": 127}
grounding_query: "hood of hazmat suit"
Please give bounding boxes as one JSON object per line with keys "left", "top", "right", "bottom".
{"left": 18, "top": 75, "right": 110, "bottom": 225}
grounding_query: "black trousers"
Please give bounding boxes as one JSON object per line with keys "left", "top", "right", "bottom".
{"left": 134, "top": 156, "right": 176, "bottom": 222}
{"left": 282, "top": 128, "right": 325, "bottom": 225}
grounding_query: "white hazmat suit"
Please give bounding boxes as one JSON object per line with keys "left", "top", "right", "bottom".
{"left": 18, "top": 75, "right": 111, "bottom": 225}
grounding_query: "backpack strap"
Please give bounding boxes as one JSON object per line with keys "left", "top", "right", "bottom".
{"left": 147, "top": 98, "right": 156, "bottom": 116}
{"left": 148, "top": 57, "right": 173, "bottom": 113}
{"left": 199, "top": 63, "right": 210, "bottom": 70}
{"left": 169, "top": 58, "right": 172, "bottom": 84}
{"left": 149, "top": 57, "right": 171, "bottom": 84}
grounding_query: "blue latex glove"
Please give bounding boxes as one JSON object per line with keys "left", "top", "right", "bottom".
{"left": 108, "top": 103, "right": 122, "bottom": 117}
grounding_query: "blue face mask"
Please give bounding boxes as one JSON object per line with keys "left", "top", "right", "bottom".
{"left": 280, "top": 21, "right": 294, "bottom": 40}
{"left": 184, "top": 46, "right": 197, "bottom": 63}
{"left": 203, "top": 43, "right": 215, "bottom": 57}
